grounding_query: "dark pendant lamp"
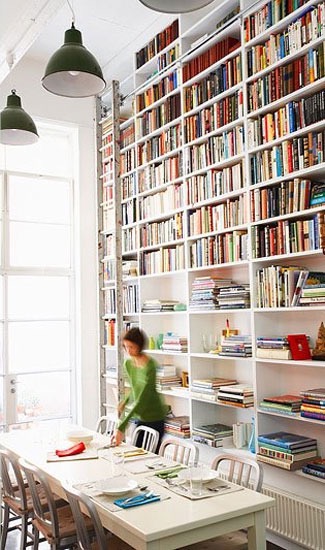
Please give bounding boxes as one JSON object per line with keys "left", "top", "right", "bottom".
{"left": 42, "top": 23, "right": 106, "bottom": 98}
{"left": 138, "top": 0, "right": 215, "bottom": 13}
{"left": 0, "top": 90, "right": 39, "bottom": 146}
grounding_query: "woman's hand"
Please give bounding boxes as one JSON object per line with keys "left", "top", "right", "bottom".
{"left": 111, "top": 429, "right": 124, "bottom": 446}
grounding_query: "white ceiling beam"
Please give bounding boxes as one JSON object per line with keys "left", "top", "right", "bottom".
{"left": 0, "top": 0, "right": 65, "bottom": 85}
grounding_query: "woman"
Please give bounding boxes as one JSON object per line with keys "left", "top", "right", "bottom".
{"left": 113, "top": 328, "right": 168, "bottom": 449}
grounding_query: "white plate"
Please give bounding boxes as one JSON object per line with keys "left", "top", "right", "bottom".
{"left": 178, "top": 469, "right": 219, "bottom": 483}
{"left": 66, "top": 430, "right": 93, "bottom": 444}
{"left": 98, "top": 476, "right": 138, "bottom": 495}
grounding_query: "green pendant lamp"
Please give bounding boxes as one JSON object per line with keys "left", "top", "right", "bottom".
{"left": 42, "top": 23, "right": 106, "bottom": 98}
{"left": 0, "top": 90, "right": 39, "bottom": 146}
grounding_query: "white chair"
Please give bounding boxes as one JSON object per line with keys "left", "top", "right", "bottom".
{"left": 95, "top": 416, "right": 117, "bottom": 436}
{"left": 159, "top": 437, "right": 199, "bottom": 466}
{"left": 131, "top": 425, "right": 159, "bottom": 453}
{"left": 179, "top": 453, "right": 264, "bottom": 550}
{"left": 211, "top": 453, "right": 263, "bottom": 492}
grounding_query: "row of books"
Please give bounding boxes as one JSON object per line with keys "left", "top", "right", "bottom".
{"left": 141, "top": 244, "right": 185, "bottom": 275}
{"left": 136, "top": 93, "right": 181, "bottom": 139}
{"left": 255, "top": 268, "right": 325, "bottom": 309}
{"left": 120, "top": 122, "right": 135, "bottom": 149}
{"left": 248, "top": 90, "right": 325, "bottom": 147}
{"left": 141, "top": 300, "right": 180, "bottom": 312}
{"left": 251, "top": 214, "right": 322, "bottom": 259}
{"left": 246, "top": 3, "right": 324, "bottom": 75}
{"left": 139, "top": 183, "right": 184, "bottom": 219}
{"left": 247, "top": 44, "right": 325, "bottom": 113}
{"left": 120, "top": 147, "right": 136, "bottom": 175}
{"left": 137, "top": 124, "right": 181, "bottom": 166}
{"left": 187, "top": 196, "right": 246, "bottom": 236}
{"left": 183, "top": 55, "right": 242, "bottom": 112}
{"left": 138, "top": 154, "right": 181, "bottom": 193}
{"left": 136, "top": 70, "right": 180, "bottom": 112}
{"left": 189, "top": 230, "right": 248, "bottom": 268}
{"left": 184, "top": 90, "right": 243, "bottom": 143}
{"left": 136, "top": 19, "right": 179, "bottom": 69}
{"left": 250, "top": 179, "right": 323, "bottom": 222}
{"left": 217, "top": 384, "right": 254, "bottom": 407}
{"left": 259, "top": 388, "right": 325, "bottom": 421}
{"left": 243, "top": 0, "right": 306, "bottom": 42}
{"left": 184, "top": 127, "right": 244, "bottom": 174}
{"left": 186, "top": 163, "right": 243, "bottom": 204}
{"left": 139, "top": 213, "right": 184, "bottom": 248}
{"left": 182, "top": 36, "right": 240, "bottom": 82}
{"left": 250, "top": 130, "right": 325, "bottom": 185}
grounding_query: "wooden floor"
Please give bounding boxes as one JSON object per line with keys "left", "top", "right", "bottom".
{"left": 5, "top": 529, "right": 285, "bottom": 549}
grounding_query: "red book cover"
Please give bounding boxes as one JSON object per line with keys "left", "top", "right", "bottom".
{"left": 287, "top": 334, "right": 312, "bottom": 360}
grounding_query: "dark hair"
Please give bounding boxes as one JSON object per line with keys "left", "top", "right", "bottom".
{"left": 123, "top": 328, "right": 147, "bottom": 352}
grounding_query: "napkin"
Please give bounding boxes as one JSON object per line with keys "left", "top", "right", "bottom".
{"left": 154, "top": 465, "right": 185, "bottom": 478}
{"left": 114, "top": 494, "right": 160, "bottom": 508}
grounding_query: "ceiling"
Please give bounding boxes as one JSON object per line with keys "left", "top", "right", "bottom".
{"left": 0, "top": 0, "right": 175, "bottom": 96}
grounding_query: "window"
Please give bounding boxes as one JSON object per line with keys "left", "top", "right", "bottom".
{"left": 0, "top": 122, "right": 77, "bottom": 428}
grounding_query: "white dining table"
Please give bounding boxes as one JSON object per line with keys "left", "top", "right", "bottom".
{"left": 0, "top": 428, "right": 274, "bottom": 550}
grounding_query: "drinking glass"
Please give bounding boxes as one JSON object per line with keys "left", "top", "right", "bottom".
{"left": 111, "top": 452, "right": 125, "bottom": 477}
{"left": 188, "top": 464, "right": 203, "bottom": 496}
{"left": 201, "top": 334, "right": 215, "bottom": 353}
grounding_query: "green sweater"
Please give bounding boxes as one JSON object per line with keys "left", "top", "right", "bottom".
{"left": 118, "top": 356, "right": 168, "bottom": 433}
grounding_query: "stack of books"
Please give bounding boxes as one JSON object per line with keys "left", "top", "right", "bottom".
{"left": 156, "top": 364, "right": 182, "bottom": 391}
{"left": 219, "top": 335, "right": 252, "bottom": 357}
{"left": 164, "top": 415, "right": 190, "bottom": 438}
{"left": 256, "top": 336, "right": 292, "bottom": 360}
{"left": 161, "top": 333, "right": 188, "bottom": 353}
{"left": 189, "top": 276, "right": 233, "bottom": 310}
{"left": 300, "top": 388, "right": 325, "bottom": 421}
{"left": 257, "top": 431, "right": 318, "bottom": 471}
{"left": 190, "top": 377, "right": 237, "bottom": 402}
{"left": 299, "top": 271, "right": 325, "bottom": 306}
{"left": 217, "top": 383, "right": 254, "bottom": 407}
{"left": 217, "top": 284, "right": 250, "bottom": 309}
{"left": 302, "top": 458, "right": 325, "bottom": 479}
{"left": 259, "top": 394, "right": 302, "bottom": 416}
{"left": 141, "top": 299, "right": 179, "bottom": 312}
{"left": 192, "top": 423, "right": 233, "bottom": 447}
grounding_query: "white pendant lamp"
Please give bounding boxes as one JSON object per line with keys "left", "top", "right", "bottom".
{"left": 0, "top": 90, "right": 39, "bottom": 146}
{"left": 138, "top": 0, "right": 215, "bottom": 13}
{"left": 42, "top": 22, "right": 106, "bottom": 98}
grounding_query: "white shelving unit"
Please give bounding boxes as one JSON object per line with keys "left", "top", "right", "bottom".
{"left": 98, "top": 0, "right": 325, "bottom": 527}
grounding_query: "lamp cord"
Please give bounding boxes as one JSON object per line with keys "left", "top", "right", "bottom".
{"left": 66, "top": 0, "right": 75, "bottom": 24}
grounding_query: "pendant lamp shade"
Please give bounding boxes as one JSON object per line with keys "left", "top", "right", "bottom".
{"left": 0, "top": 90, "right": 39, "bottom": 146}
{"left": 42, "top": 24, "right": 106, "bottom": 98}
{"left": 138, "top": 0, "right": 215, "bottom": 13}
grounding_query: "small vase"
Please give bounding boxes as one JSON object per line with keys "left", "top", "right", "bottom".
{"left": 148, "top": 336, "right": 156, "bottom": 350}
{"left": 248, "top": 417, "right": 256, "bottom": 454}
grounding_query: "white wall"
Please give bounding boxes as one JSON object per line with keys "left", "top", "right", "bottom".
{"left": 0, "top": 56, "right": 100, "bottom": 430}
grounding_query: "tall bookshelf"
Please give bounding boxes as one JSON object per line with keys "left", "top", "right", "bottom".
{"left": 98, "top": 0, "right": 325, "bottom": 523}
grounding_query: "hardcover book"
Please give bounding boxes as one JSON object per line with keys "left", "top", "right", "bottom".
{"left": 257, "top": 431, "right": 317, "bottom": 450}
{"left": 287, "top": 334, "right": 311, "bottom": 360}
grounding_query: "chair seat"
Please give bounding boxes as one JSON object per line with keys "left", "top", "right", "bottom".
{"left": 4, "top": 485, "right": 65, "bottom": 516}
{"left": 32, "top": 503, "right": 93, "bottom": 544}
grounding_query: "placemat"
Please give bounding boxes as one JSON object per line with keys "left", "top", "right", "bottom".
{"left": 74, "top": 480, "right": 170, "bottom": 512}
{"left": 124, "top": 458, "right": 182, "bottom": 475}
{"left": 47, "top": 450, "right": 98, "bottom": 462}
{"left": 151, "top": 476, "right": 244, "bottom": 500}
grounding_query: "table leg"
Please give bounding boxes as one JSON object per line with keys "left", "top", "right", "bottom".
{"left": 247, "top": 510, "right": 266, "bottom": 550}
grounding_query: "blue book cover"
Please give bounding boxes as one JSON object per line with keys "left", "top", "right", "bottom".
{"left": 258, "top": 431, "right": 317, "bottom": 450}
